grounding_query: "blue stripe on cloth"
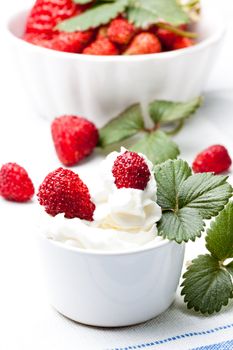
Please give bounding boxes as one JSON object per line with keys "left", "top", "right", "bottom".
{"left": 108, "top": 323, "right": 233, "bottom": 350}
{"left": 191, "top": 339, "right": 233, "bottom": 350}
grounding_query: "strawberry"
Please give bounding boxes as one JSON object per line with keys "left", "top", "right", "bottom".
{"left": 192, "top": 145, "right": 232, "bottom": 174}
{"left": 83, "top": 37, "right": 119, "bottom": 55}
{"left": 50, "top": 31, "right": 93, "bottom": 52}
{"left": 25, "top": 0, "right": 78, "bottom": 35}
{"left": 23, "top": 30, "right": 93, "bottom": 53}
{"left": 107, "top": 18, "right": 135, "bottom": 45}
{"left": 0, "top": 163, "right": 34, "bottom": 202}
{"left": 23, "top": 32, "right": 52, "bottom": 42}
{"left": 23, "top": 32, "right": 53, "bottom": 48}
{"left": 172, "top": 36, "right": 194, "bottom": 50}
{"left": 156, "top": 28, "right": 177, "bottom": 50}
{"left": 38, "top": 167, "right": 95, "bottom": 220}
{"left": 112, "top": 151, "right": 150, "bottom": 190}
{"left": 124, "top": 32, "right": 161, "bottom": 55}
{"left": 155, "top": 24, "right": 191, "bottom": 51}
{"left": 51, "top": 115, "right": 99, "bottom": 166}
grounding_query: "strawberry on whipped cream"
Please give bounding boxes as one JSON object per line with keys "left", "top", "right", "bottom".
{"left": 39, "top": 148, "right": 162, "bottom": 251}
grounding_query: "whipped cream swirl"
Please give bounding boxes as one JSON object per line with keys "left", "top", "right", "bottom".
{"left": 41, "top": 149, "right": 162, "bottom": 251}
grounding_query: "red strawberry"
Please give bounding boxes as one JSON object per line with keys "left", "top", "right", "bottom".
{"left": 192, "top": 145, "right": 232, "bottom": 174}
{"left": 107, "top": 18, "right": 135, "bottom": 45}
{"left": 0, "top": 163, "right": 34, "bottom": 202}
{"left": 51, "top": 115, "right": 99, "bottom": 166}
{"left": 23, "top": 30, "right": 93, "bottom": 53}
{"left": 83, "top": 37, "right": 119, "bottom": 55}
{"left": 156, "top": 25, "right": 189, "bottom": 50}
{"left": 23, "top": 32, "right": 53, "bottom": 48}
{"left": 124, "top": 32, "right": 161, "bottom": 55}
{"left": 50, "top": 31, "right": 93, "bottom": 52}
{"left": 112, "top": 151, "right": 150, "bottom": 190}
{"left": 172, "top": 36, "right": 194, "bottom": 50}
{"left": 23, "top": 32, "right": 52, "bottom": 42}
{"left": 156, "top": 28, "right": 177, "bottom": 50}
{"left": 38, "top": 168, "right": 95, "bottom": 220}
{"left": 25, "top": 0, "right": 79, "bottom": 35}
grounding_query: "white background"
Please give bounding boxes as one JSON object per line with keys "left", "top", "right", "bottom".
{"left": 0, "top": 1, "right": 233, "bottom": 349}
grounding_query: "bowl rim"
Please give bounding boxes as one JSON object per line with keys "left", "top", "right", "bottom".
{"left": 38, "top": 231, "right": 178, "bottom": 257}
{"left": 6, "top": 8, "right": 226, "bottom": 63}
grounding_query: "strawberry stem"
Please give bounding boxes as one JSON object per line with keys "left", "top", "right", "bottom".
{"left": 143, "top": 123, "right": 160, "bottom": 133}
{"left": 182, "top": 0, "right": 200, "bottom": 9}
{"left": 164, "top": 120, "right": 185, "bottom": 136}
{"left": 157, "top": 22, "right": 198, "bottom": 39}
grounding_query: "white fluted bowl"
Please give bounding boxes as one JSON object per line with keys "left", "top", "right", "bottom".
{"left": 38, "top": 235, "right": 185, "bottom": 327}
{"left": 6, "top": 3, "right": 224, "bottom": 126}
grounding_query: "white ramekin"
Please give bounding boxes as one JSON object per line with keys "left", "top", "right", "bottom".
{"left": 38, "top": 235, "right": 184, "bottom": 327}
{"left": 6, "top": 2, "right": 225, "bottom": 126}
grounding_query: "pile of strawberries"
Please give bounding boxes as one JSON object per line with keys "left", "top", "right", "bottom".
{"left": 23, "top": 0, "right": 194, "bottom": 55}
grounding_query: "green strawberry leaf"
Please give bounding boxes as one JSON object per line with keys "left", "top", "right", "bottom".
{"left": 181, "top": 254, "right": 233, "bottom": 314}
{"left": 59, "top": 0, "right": 189, "bottom": 32}
{"left": 206, "top": 202, "right": 233, "bottom": 261}
{"left": 154, "top": 160, "right": 232, "bottom": 243}
{"left": 155, "top": 162, "right": 205, "bottom": 243}
{"left": 128, "top": 0, "right": 189, "bottom": 28}
{"left": 127, "top": 5, "right": 160, "bottom": 28}
{"left": 154, "top": 159, "right": 191, "bottom": 209}
{"left": 158, "top": 207, "right": 204, "bottom": 243}
{"left": 57, "top": 0, "right": 128, "bottom": 32}
{"left": 178, "top": 174, "right": 232, "bottom": 219}
{"left": 130, "top": 130, "right": 180, "bottom": 165}
{"left": 149, "top": 97, "right": 202, "bottom": 124}
{"left": 98, "top": 104, "right": 144, "bottom": 148}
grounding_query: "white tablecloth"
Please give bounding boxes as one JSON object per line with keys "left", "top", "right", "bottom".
{"left": 1, "top": 1, "right": 233, "bottom": 349}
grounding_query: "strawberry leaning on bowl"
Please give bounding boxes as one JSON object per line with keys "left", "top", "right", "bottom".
{"left": 38, "top": 167, "right": 95, "bottom": 220}
{"left": 24, "top": 0, "right": 91, "bottom": 35}
{"left": 0, "top": 163, "right": 34, "bottom": 202}
{"left": 25, "top": 0, "right": 78, "bottom": 35}
{"left": 51, "top": 115, "right": 99, "bottom": 166}
{"left": 192, "top": 145, "right": 232, "bottom": 174}
{"left": 112, "top": 151, "right": 150, "bottom": 190}
{"left": 24, "top": 0, "right": 93, "bottom": 52}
